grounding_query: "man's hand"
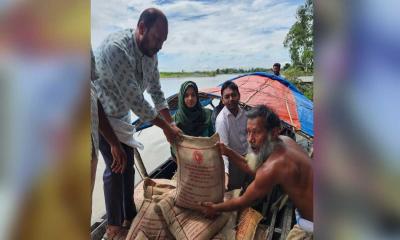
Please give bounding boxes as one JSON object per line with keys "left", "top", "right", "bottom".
{"left": 110, "top": 143, "right": 127, "bottom": 174}
{"left": 164, "top": 124, "right": 183, "bottom": 144}
{"left": 215, "top": 142, "right": 228, "bottom": 156}
{"left": 199, "top": 202, "right": 220, "bottom": 218}
{"left": 98, "top": 99, "right": 127, "bottom": 174}
{"left": 152, "top": 114, "right": 183, "bottom": 144}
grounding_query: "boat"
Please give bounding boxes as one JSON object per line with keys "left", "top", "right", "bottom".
{"left": 91, "top": 72, "right": 314, "bottom": 240}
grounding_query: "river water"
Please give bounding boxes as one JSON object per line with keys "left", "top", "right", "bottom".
{"left": 91, "top": 74, "right": 238, "bottom": 224}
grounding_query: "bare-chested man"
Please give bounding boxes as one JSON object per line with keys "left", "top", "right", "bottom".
{"left": 200, "top": 105, "right": 313, "bottom": 239}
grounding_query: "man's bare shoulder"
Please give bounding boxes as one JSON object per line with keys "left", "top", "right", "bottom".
{"left": 276, "top": 135, "right": 312, "bottom": 177}
{"left": 279, "top": 135, "right": 308, "bottom": 156}
{"left": 256, "top": 151, "right": 286, "bottom": 181}
{"left": 279, "top": 135, "right": 297, "bottom": 145}
{"left": 256, "top": 139, "right": 306, "bottom": 182}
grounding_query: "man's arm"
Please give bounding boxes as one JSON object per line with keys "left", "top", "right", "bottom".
{"left": 146, "top": 59, "right": 182, "bottom": 141}
{"left": 215, "top": 116, "right": 229, "bottom": 173}
{"left": 98, "top": 100, "right": 127, "bottom": 173}
{"left": 151, "top": 114, "right": 182, "bottom": 143}
{"left": 201, "top": 163, "right": 277, "bottom": 217}
{"left": 99, "top": 44, "right": 159, "bottom": 124}
{"left": 100, "top": 45, "right": 181, "bottom": 143}
{"left": 219, "top": 143, "right": 255, "bottom": 177}
{"left": 159, "top": 108, "right": 173, "bottom": 124}
{"left": 147, "top": 59, "right": 171, "bottom": 123}
{"left": 215, "top": 117, "right": 230, "bottom": 189}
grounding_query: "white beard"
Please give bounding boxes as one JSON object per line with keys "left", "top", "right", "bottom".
{"left": 246, "top": 134, "right": 277, "bottom": 171}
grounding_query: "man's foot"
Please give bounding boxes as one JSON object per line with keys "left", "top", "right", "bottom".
{"left": 102, "top": 225, "right": 127, "bottom": 240}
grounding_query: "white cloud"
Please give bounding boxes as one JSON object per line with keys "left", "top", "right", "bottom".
{"left": 91, "top": 0, "right": 302, "bottom": 71}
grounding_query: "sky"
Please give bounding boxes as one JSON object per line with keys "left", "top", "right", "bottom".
{"left": 91, "top": 0, "right": 304, "bottom": 71}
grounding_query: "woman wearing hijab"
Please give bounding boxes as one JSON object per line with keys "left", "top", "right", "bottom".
{"left": 171, "top": 81, "right": 214, "bottom": 158}
{"left": 174, "top": 81, "right": 214, "bottom": 137}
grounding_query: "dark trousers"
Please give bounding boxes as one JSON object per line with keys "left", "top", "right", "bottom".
{"left": 99, "top": 134, "right": 136, "bottom": 226}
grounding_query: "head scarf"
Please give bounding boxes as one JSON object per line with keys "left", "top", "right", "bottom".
{"left": 174, "top": 81, "right": 212, "bottom": 136}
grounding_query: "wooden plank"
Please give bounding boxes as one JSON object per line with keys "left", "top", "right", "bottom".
{"left": 90, "top": 219, "right": 107, "bottom": 240}
{"left": 261, "top": 192, "right": 272, "bottom": 218}
{"left": 279, "top": 202, "right": 294, "bottom": 240}
{"left": 267, "top": 207, "right": 279, "bottom": 240}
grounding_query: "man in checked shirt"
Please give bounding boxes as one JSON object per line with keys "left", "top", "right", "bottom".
{"left": 94, "top": 8, "right": 182, "bottom": 239}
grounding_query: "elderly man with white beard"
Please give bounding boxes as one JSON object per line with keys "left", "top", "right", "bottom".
{"left": 200, "top": 105, "right": 314, "bottom": 239}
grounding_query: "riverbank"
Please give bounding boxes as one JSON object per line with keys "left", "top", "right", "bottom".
{"left": 160, "top": 72, "right": 216, "bottom": 78}
{"left": 160, "top": 67, "right": 270, "bottom": 78}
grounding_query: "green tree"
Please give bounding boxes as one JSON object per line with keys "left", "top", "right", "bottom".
{"left": 284, "top": 0, "right": 313, "bottom": 72}
{"left": 283, "top": 63, "right": 291, "bottom": 70}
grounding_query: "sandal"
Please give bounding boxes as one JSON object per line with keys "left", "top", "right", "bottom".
{"left": 102, "top": 226, "right": 127, "bottom": 240}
